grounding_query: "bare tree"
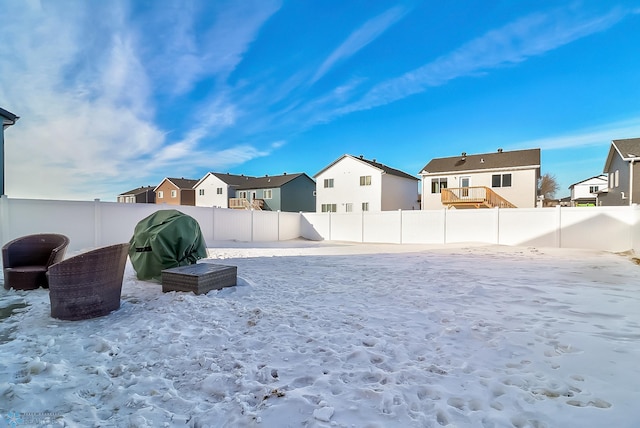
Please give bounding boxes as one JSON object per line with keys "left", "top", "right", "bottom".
{"left": 538, "top": 173, "right": 560, "bottom": 199}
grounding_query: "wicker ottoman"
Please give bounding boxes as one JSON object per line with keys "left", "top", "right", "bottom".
{"left": 161, "top": 263, "right": 237, "bottom": 295}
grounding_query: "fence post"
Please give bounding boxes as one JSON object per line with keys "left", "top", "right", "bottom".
{"left": 495, "top": 207, "right": 500, "bottom": 245}
{"left": 94, "top": 198, "right": 101, "bottom": 247}
{"left": 251, "top": 209, "right": 254, "bottom": 242}
{"left": 442, "top": 208, "right": 447, "bottom": 244}
{"left": 556, "top": 205, "right": 562, "bottom": 248}
{"left": 361, "top": 211, "right": 365, "bottom": 243}
{"left": 0, "top": 194, "right": 8, "bottom": 247}
{"left": 277, "top": 210, "right": 281, "bottom": 241}
{"left": 211, "top": 206, "right": 216, "bottom": 241}
{"left": 399, "top": 209, "right": 403, "bottom": 244}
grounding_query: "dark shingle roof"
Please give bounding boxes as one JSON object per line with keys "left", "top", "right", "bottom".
{"left": 211, "top": 173, "right": 256, "bottom": 186}
{"left": 237, "top": 173, "right": 312, "bottom": 190}
{"left": 420, "top": 148, "right": 540, "bottom": 174}
{"left": 612, "top": 138, "right": 640, "bottom": 158}
{"left": 314, "top": 154, "right": 418, "bottom": 181}
{"left": 166, "top": 177, "right": 199, "bottom": 189}
{"left": 120, "top": 186, "right": 155, "bottom": 196}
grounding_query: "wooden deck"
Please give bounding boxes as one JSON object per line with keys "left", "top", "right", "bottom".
{"left": 441, "top": 187, "right": 516, "bottom": 209}
{"left": 229, "top": 198, "right": 264, "bottom": 210}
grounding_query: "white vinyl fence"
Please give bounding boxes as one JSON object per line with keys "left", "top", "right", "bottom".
{"left": 301, "top": 205, "right": 640, "bottom": 253}
{"left": 1, "top": 196, "right": 639, "bottom": 253}
{"left": 0, "top": 196, "right": 302, "bottom": 252}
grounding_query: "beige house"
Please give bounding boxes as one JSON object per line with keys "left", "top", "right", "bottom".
{"left": 419, "top": 148, "right": 541, "bottom": 209}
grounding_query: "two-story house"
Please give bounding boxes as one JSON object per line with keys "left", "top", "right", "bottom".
{"left": 231, "top": 173, "right": 316, "bottom": 212}
{"left": 314, "top": 154, "right": 419, "bottom": 213}
{"left": 568, "top": 175, "right": 607, "bottom": 206}
{"left": 419, "top": 148, "right": 540, "bottom": 210}
{"left": 154, "top": 177, "right": 198, "bottom": 206}
{"left": 193, "top": 172, "right": 255, "bottom": 208}
{"left": 597, "top": 138, "right": 640, "bottom": 206}
{"left": 117, "top": 186, "right": 156, "bottom": 203}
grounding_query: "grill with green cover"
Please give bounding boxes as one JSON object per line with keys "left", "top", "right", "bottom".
{"left": 129, "top": 210, "right": 207, "bottom": 280}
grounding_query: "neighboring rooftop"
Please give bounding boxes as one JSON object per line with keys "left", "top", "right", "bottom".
{"left": 420, "top": 148, "right": 541, "bottom": 174}
{"left": 315, "top": 154, "right": 418, "bottom": 181}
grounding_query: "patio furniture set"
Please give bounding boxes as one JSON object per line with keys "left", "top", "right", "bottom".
{"left": 2, "top": 229, "right": 235, "bottom": 321}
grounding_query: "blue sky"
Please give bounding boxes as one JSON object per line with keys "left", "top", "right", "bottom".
{"left": 1, "top": 0, "right": 639, "bottom": 201}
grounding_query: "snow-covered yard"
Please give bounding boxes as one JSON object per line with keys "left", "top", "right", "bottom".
{"left": 1, "top": 241, "right": 639, "bottom": 427}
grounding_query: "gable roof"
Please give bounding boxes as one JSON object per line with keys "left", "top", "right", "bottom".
{"left": 603, "top": 138, "right": 640, "bottom": 172}
{"left": 153, "top": 177, "right": 198, "bottom": 191}
{"left": 119, "top": 186, "right": 155, "bottom": 196}
{"left": 314, "top": 154, "right": 418, "bottom": 181}
{"left": 420, "top": 148, "right": 541, "bottom": 175}
{"left": 237, "top": 173, "right": 313, "bottom": 190}
{"left": 193, "top": 172, "right": 256, "bottom": 188}
{"left": 568, "top": 174, "right": 607, "bottom": 189}
{"left": 1, "top": 107, "right": 19, "bottom": 127}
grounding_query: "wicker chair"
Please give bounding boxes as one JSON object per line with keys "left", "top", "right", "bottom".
{"left": 48, "top": 243, "right": 130, "bottom": 321}
{"left": 2, "top": 234, "right": 70, "bottom": 290}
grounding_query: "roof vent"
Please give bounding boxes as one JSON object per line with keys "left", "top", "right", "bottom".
{"left": 372, "top": 159, "right": 376, "bottom": 163}
{"left": 497, "top": 148, "right": 503, "bottom": 153}
{"left": 480, "top": 158, "right": 484, "bottom": 163}
{"left": 359, "top": 155, "right": 364, "bottom": 159}
{"left": 283, "top": 172, "right": 287, "bottom": 175}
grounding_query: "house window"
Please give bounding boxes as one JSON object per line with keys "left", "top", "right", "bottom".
{"left": 171, "top": 190, "right": 177, "bottom": 198}
{"left": 431, "top": 178, "right": 447, "bottom": 194}
{"left": 263, "top": 189, "right": 273, "bottom": 199}
{"left": 216, "top": 187, "right": 223, "bottom": 195}
{"left": 199, "top": 189, "right": 205, "bottom": 196}
{"left": 239, "top": 191, "right": 247, "bottom": 198}
{"left": 324, "top": 178, "right": 334, "bottom": 188}
{"left": 589, "top": 186, "right": 599, "bottom": 193}
{"left": 492, "top": 174, "right": 512, "bottom": 187}
{"left": 321, "top": 204, "right": 337, "bottom": 212}
{"left": 345, "top": 203, "right": 353, "bottom": 212}
{"left": 615, "top": 170, "right": 619, "bottom": 187}
{"left": 157, "top": 191, "right": 164, "bottom": 199}
{"left": 362, "top": 202, "right": 369, "bottom": 211}
{"left": 360, "top": 175, "right": 372, "bottom": 186}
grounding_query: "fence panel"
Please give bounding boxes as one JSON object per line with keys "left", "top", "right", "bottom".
{"left": 445, "top": 209, "right": 497, "bottom": 244}
{"left": 363, "top": 211, "right": 401, "bottom": 243}
{"left": 2, "top": 198, "right": 96, "bottom": 251}
{"left": 560, "top": 206, "right": 633, "bottom": 252}
{"left": 300, "top": 213, "right": 329, "bottom": 240}
{"left": 212, "top": 208, "right": 252, "bottom": 242}
{"left": 498, "top": 208, "right": 558, "bottom": 247}
{"left": 401, "top": 210, "right": 445, "bottom": 244}
{"left": 330, "top": 213, "right": 363, "bottom": 242}
{"left": 253, "top": 211, "right": 279, "bottom": 241}
{"left": 279, "top": 211, "right": 303, "bottom": 240}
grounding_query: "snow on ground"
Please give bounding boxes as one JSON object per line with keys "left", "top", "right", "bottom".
{"left": 1, "top": 240, "right": 639, "bottom": 427}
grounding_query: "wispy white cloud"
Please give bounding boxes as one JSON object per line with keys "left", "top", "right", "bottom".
{"left": 0, "top": 0, "right": 280, "bottom": 200}
{"left": 311, "top": 6, "right": 408, "bottom": 84}
{"left": 338, "top": 6, "right": 630, "bottom": 115}
{"left": 507, "top": 117, "right": 640, "bottom": 151}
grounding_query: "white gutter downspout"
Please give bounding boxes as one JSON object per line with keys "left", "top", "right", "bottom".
{"left": 630, "top": 158, "right": 638, "bottom": 206}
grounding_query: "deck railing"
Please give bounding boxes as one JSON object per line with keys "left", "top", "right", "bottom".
{"left": 441, "top": 186, "right": 516, "bottom": 208}
{"left": 229, "top": 198, "right": 264, "bottom": 210}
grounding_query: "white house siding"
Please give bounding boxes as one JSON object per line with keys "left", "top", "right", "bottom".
{"left": 422, "top": 168, "right": 538, "bottom": 210}
{"left": 194, "top": 174, "right": 229, "bottom": 208}
{"left": 316, "top": 157, "right": 383, "bottom": 213}
{"left": 381, "top": 173, "right": 419, "bottom": 211}
{"left": 570, "top": 176, "right": 607, "bottom": 205}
